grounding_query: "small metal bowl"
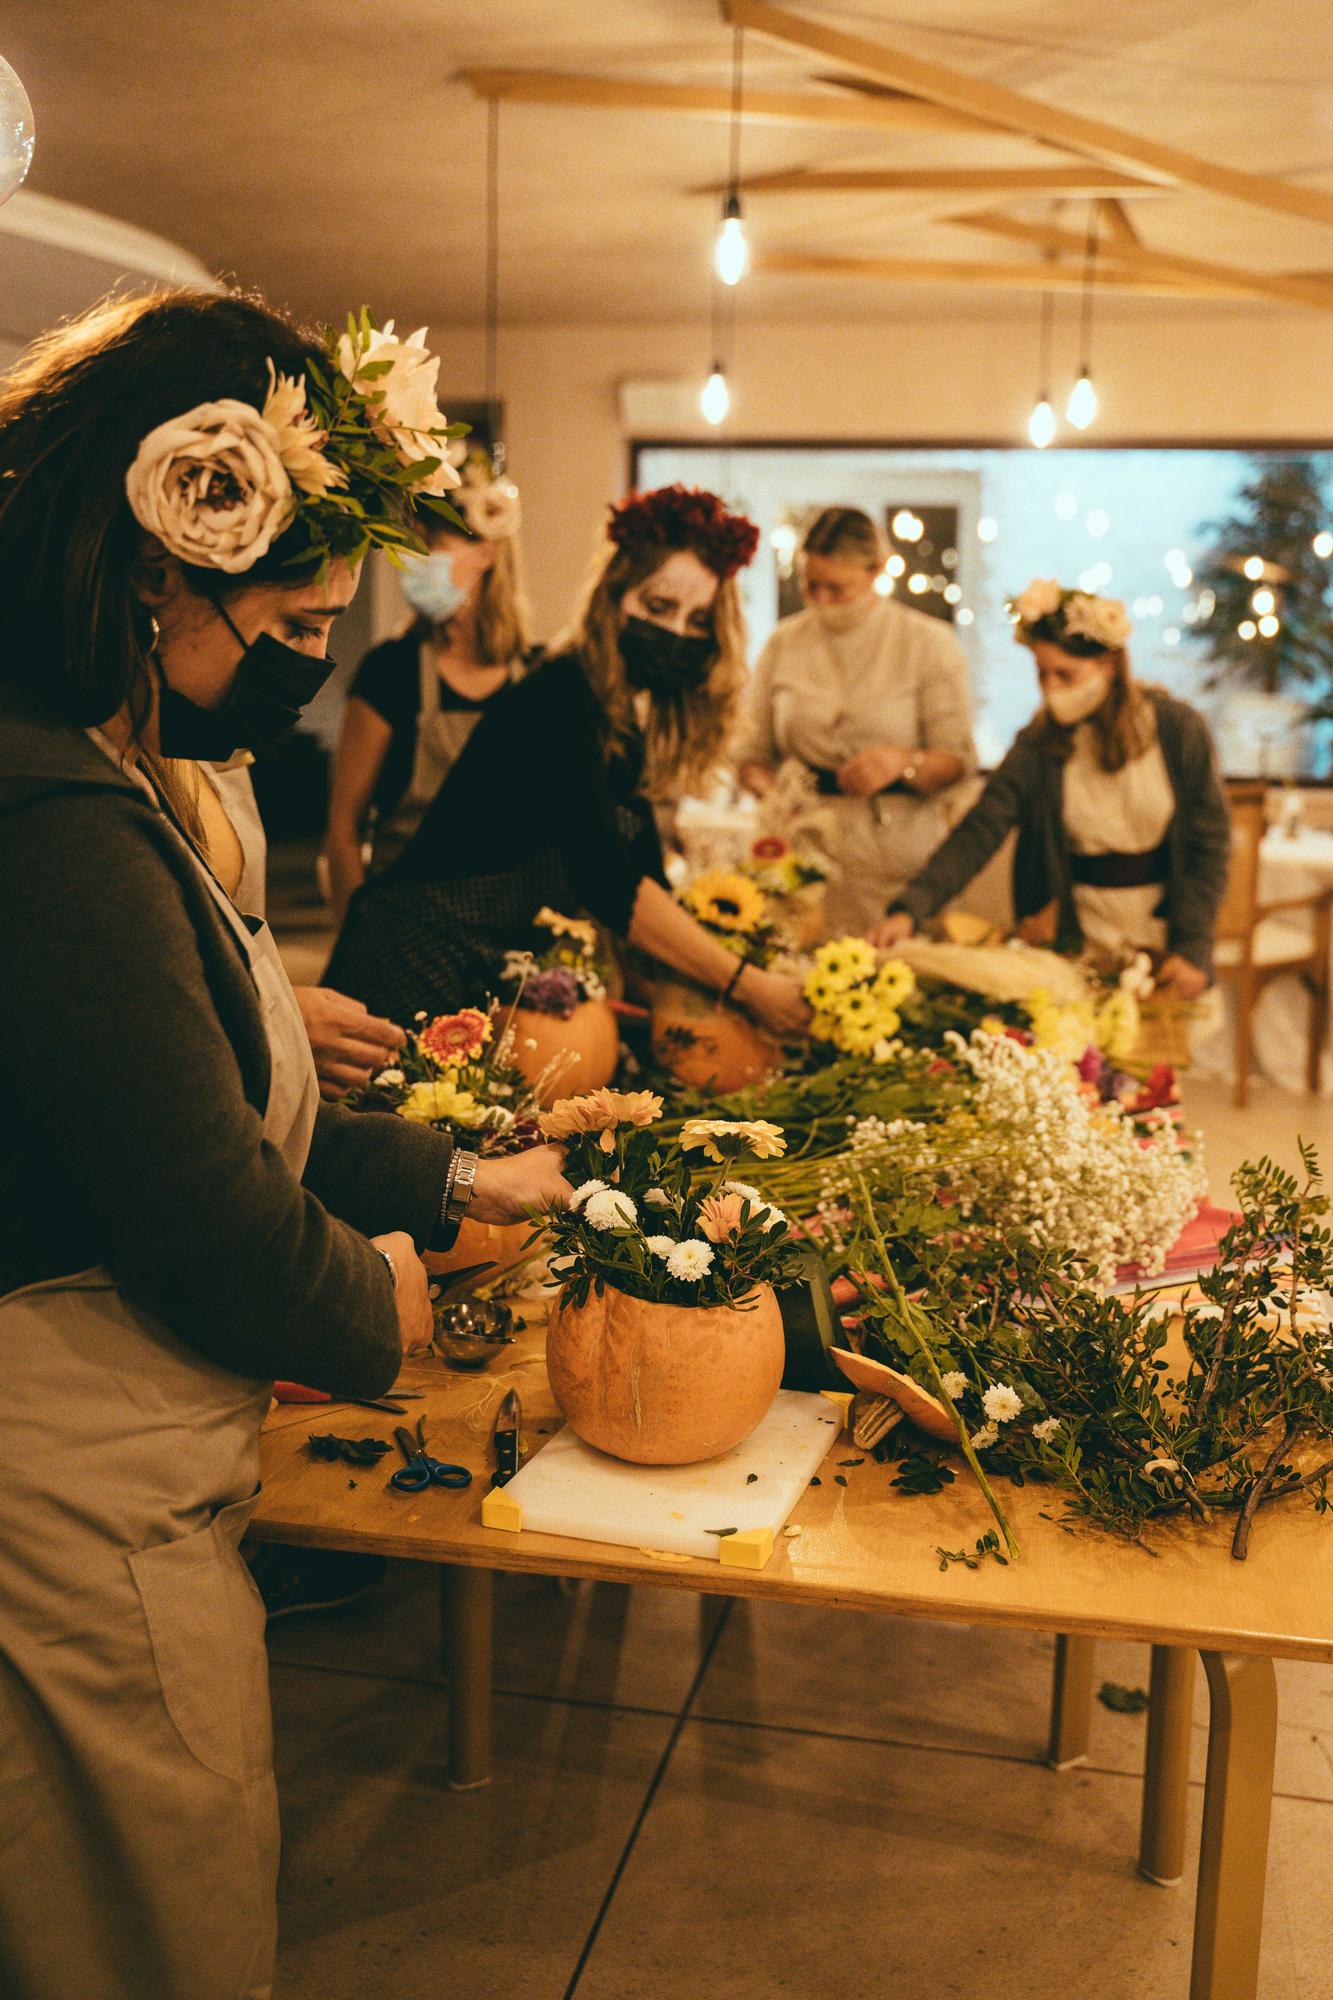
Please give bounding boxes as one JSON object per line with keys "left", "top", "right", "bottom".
{"left": 431, "top": 1299, "right": 517, "bottom": 1373}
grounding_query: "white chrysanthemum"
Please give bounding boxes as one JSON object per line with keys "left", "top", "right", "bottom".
{"left": 569, "top": 1178, "right": 610, "bottom": 1211}
{"left": 666, "top": 1239, "right": 715, "bottom": 1282}
{"left": 582, "top": 1187, "right": 637, "bottom": 1231}
{"left": 373, "top": 1067, "right": 405, "bottom": 1087}
{"left": 1032, "top": 1417, "right": 1062, "bottom": 1442}
{"left": 336, "top": 320, "right": 461, "bottom": 495}
{"left": 970, "top": 1423, "right": 999, "bottom": 1451}
{"left": 646, "top": 1235, "right": 677, "bottom": 1260}
{"left": 940, "top": 1371, "right": 968, "bottom": 1401}
{"left": 644, "top": 1187, "right": 673, "bottom": 1209}
{"left": 982, "top": 1383, "right": 1023, "bottom": 1425}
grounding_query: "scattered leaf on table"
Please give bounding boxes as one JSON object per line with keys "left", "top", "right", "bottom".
{"left": 706, "top": 1527, "right": 738, "bottom": 1537}
{"left": 746, "top": 1473, "right": 759, "bottom": 1484}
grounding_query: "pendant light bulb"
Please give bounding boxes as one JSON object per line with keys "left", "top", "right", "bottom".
{"left": 1066, "top": 369, "right": 1098, "bottom": 431}
{"left": 1028, "top": 396, "right": 1056, "bottom": 449}
{"left": 700, "top": 362, "right": 730, "bottom": 427}
{"left": 713, "top": 196, "right": 749, "bottom": 287}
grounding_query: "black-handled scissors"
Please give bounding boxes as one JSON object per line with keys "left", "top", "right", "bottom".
{"left": 389, "top": 1417, "right": 473, "bottom": 1493}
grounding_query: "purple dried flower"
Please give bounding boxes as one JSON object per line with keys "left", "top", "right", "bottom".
{"left": 524, "top": 966, "right": 581, "bottom": 1019}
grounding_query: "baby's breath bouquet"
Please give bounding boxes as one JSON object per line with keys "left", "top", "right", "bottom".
{"left": 538, "top": 1091, "right": 805, "bottom": 1308}
{"left": 803, "top": 937, "right": 917, "bottom": 1058}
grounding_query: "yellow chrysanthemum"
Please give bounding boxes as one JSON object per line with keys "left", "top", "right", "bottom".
{"left": 1094, "top": 987, "right": 1142, "bottom": 1065}
{"left": 1028, "top": 995, "right": 1096, "bottom": 1065}
{"left": 804, "top": 974, "right": 843, "bottom": 1012}
{"left": 680, "top": 1117, "right": 787, "bottom": 1163}
{"left": 873, "top": 957, "right": 916, "bottom": 1006}
{"left": 398, "top": 1079, "right": 483, "bottom": 1127}
{"left": 811, "top": 935, "right": 878, "bottom": 993}
{"left": 681, "top": 870, "right": 768, "bottom": 935}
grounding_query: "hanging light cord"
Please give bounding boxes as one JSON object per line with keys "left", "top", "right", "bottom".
{"left": 1078, "top": 203, "right": 1098, "bottom": 373}
{"left": 1037, "top": 278, "right": 1054, "bottom": 397}
{"left": 728, "top": 26, "right": 745, "bottom": 200}
{"left": 485, "top": 96, "right": 501, "bottom": 454}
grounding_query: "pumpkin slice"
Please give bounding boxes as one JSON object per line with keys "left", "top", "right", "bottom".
{"left": 831, "top": 1348, "right": 957, "bottom": 1442}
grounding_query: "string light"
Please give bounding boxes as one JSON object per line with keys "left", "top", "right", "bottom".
{"left": 978, "top": 517, "right": 998, "bottom": 543}
{"left": 892, "top": 509, "right": 924, "bottom": 542}
{"left": 1251, "top": 587, "right": 1276, "bottom": 616}
{"left": 1066, "top": 206, "right": 1100, "bottom": 431}
{"left": 1315, "top": 531, "right": 1333, "bottom": 559}
{"left": 1243, "top": 555, "right": 1265, "bottom": 580}
{"left": 1238, "top": 619, "right": 1258, "bottom": 640}
{"left": 873, "top": 569, "right": 895, "bottom": 596}
{"left": 1258, "top": 613, "right": 1280, "bottom": 638}
{"left": 1086, "top": 509, "right": 1109, "bottom": 537}
{"left": 1028, "top": 398, "right": 1056, "bottom": 449}
{"left": 700, "top": 362, "right": 730, "bottom": 426}
{"left": 1028, "top": 282, "right": 1056, "bottom": 448}
{"left": 712, "top": 28, "right": 749, "bottom": 287}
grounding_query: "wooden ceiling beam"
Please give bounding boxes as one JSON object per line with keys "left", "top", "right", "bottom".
{"left": 693, "top": 165, "right": 1162, "bottom": 197}
{"left": 722, "top": 0, "right": 1333, "bottom": 232}
{"left": 751, "top": 249, "right": 1248, "bottom": 299}
{"left": 1099, "top": 198, "right": 1142, "bottom": 251}
{"left": 955, "top": 210, "right": 1333, "bottom": 311}
{"left": 458, "top": 68, "right": 995, "bottom": 136}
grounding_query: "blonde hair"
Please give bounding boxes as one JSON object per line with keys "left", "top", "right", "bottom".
{"left": 554, "top": 540, "right": 748, "bottom": 800}
{"left": 418, "top": 521, "right": 531, "bottom": 664}
{"left": 801, "top": 505, "right": 886, "bottom": 570}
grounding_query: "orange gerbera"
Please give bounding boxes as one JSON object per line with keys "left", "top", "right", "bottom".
{"left": 420, "top": 1007, "right": 492, "bottom": 1068}
{"left": 539, "top": 1086, "right": 663, "bottom": 1151}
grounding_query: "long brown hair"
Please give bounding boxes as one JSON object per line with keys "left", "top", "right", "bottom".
{"left": 1033, "top": 644, "right": 1155, "bottom": 773}
{"left": 416, "top": 522, "right": 531, "bottom": 664}
{"left": 553, "top": 540, "right": 747, "bottom": 800}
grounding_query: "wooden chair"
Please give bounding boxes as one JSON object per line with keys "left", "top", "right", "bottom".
{"left": 1214, "top": 780, "right": 1333, "bottom": 1106}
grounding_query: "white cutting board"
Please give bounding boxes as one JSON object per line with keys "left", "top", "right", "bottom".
{"left": 488, "top": 1391, "right": 842, "bottom": 1566}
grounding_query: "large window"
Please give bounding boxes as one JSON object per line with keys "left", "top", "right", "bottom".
{"left": 635, "top": 443, "right": 1332, "bottom": 774}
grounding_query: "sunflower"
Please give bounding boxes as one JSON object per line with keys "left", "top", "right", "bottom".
{"left": 682, "top": 869, "right": 768, "bottom": 935}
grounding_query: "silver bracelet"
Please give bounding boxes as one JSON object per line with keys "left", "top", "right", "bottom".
{"left": 444, "top": 1148, "right": 479, "bottom": 1231}
{"left": 377, "top": 1248, "right": 398, "bottom": 1292}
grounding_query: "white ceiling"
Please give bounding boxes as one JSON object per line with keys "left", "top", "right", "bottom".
{"left": 2, "top": 0, "right": 1331, "bottom": 328}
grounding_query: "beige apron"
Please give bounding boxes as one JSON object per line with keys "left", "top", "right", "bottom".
{"left": 370, "top": 640, "right": 516, "bottom": 872}
{"left": 0, "top": 782, "right": 319, "bottom": 2000}
{"left": 202, "top": 756, "right": 269, "bottom": 918}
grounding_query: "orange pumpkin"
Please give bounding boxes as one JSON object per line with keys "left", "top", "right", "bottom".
{"left": 424, "top": 1216, "right": 538, "bottom": 1290}
{"left": 546, "top": 1282, "right": 784, "bottom": 1465}
{"left": 509, "top": 998, "right": 619, "bottom": 1108}
{"left": 650, "top": 972, "right": 780, "bottom": 1094}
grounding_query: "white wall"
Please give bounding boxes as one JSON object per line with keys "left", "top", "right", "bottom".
{"left": 428, "top": 309, "right": 1333, "bottom": 642}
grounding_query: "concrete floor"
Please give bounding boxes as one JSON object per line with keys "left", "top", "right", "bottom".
{"left": 266, "top": 1076, "right": 1333, "bottom": 2000}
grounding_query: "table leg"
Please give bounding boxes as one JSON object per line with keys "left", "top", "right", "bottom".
{"left": 440, "top": 1564, "right": 494, "bottom": 1792}
{"left": 1139, "top": 1644, "right": 1196, "bottom": 1885}
{"left": 1189, "top": 1650, "right": 1278, "bottom": 2000}
{"left": 1046, "top": 1633, "right": 1095, "bottom": 1769}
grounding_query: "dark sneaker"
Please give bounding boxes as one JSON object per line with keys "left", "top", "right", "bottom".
{"left": 246, "top": 1543, "right": 388, "bottom": 1621}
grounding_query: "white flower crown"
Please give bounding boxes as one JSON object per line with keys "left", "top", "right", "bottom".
{"left": 125, "top": 311, "right": 466, "bottom": 577}
{"left": 1009, "top": 578, "right": 1132, "bottom": 653}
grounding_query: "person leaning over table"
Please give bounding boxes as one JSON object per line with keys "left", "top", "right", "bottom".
{"left": 734, "top": 504, "right": 975, "bottom": 931}
{"left": 868, "top": 581, "right": 1230, "bottom": 1000}
{"left": 322, "top": 481, "right": 812, "bottom": 1038}
{"left": 0, "top": 289, "right": 571, "bottom": 2000}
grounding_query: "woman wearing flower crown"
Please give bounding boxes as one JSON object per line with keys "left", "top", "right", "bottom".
{"left": 0, "top": 290, "right": 570, "bottom": 2000}
{"left": 322, "top": 483, "right": 811, "bottom": 1040}
{"left": 323, "top": 445, "right": 531, "bottom": 923}
{"left": 870, "top": 582, "right": 1230, "bottom": 999}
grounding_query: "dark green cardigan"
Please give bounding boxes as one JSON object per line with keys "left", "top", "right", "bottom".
{"left": 890, "top": 687, "right": 1231, "bottom": 978}
{"left": 0, "top": 692, "right": 453, "bottom": 1397}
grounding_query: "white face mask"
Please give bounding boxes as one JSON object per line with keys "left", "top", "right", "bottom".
{"left": 815, "top": 594, "right": 877, "bottom": 635}
{"left": 1045, "top": 669, "right": 1110, "bottom": 727}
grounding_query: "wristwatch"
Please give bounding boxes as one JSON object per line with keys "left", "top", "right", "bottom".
{"left": 436, "top": 1146, "right": 480, "bottom": 1251}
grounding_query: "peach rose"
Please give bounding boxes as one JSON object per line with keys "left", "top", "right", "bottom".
{"left": 125, "top": 400, "right": 294, "bottom": 573}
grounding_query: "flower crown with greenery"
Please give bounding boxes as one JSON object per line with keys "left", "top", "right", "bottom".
{"left": 451, "top": 443, "right": 522, "bottom": 542}
{"left": 124, "top": 310, "right": 468, "bottom": 577}
{"left": 1008, "top": 578, "right": 1133, "bottom": 657}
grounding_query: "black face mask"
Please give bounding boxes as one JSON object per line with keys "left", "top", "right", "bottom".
{"left": 155, "top": 601, "right": 336, "bottom": 760}
{"left": 618, "top": 615, "right": 715, "bottom": 696}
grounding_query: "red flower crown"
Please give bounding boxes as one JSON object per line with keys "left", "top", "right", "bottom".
{"left": 607, "top": 483, "right": 760, "bottom": 581}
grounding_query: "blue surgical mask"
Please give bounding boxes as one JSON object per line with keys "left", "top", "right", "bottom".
{"left": 401, "top": 550, "right": 469, "bottom": 623}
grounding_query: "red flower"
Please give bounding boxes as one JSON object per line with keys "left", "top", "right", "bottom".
{"left": 420, "top": 1007, "right": 491, "bottom": 1069}
{"left": 1126, "top": 1063, "right": 1179, "bottom": 1115}
{"left": 606, "top": 484, "right": 760, "bottom": 580}
{"left": 751, "top": 835, "right": 789, "bottom": 860}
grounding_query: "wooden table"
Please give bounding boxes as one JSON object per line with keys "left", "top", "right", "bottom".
{"left": 254, "top": 1318, "right": 1333, "bottom": 2000}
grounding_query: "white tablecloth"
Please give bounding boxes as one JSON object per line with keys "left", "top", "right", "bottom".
{"left": 1194, "top": 828, "right": 1333, "bottom": 1094}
